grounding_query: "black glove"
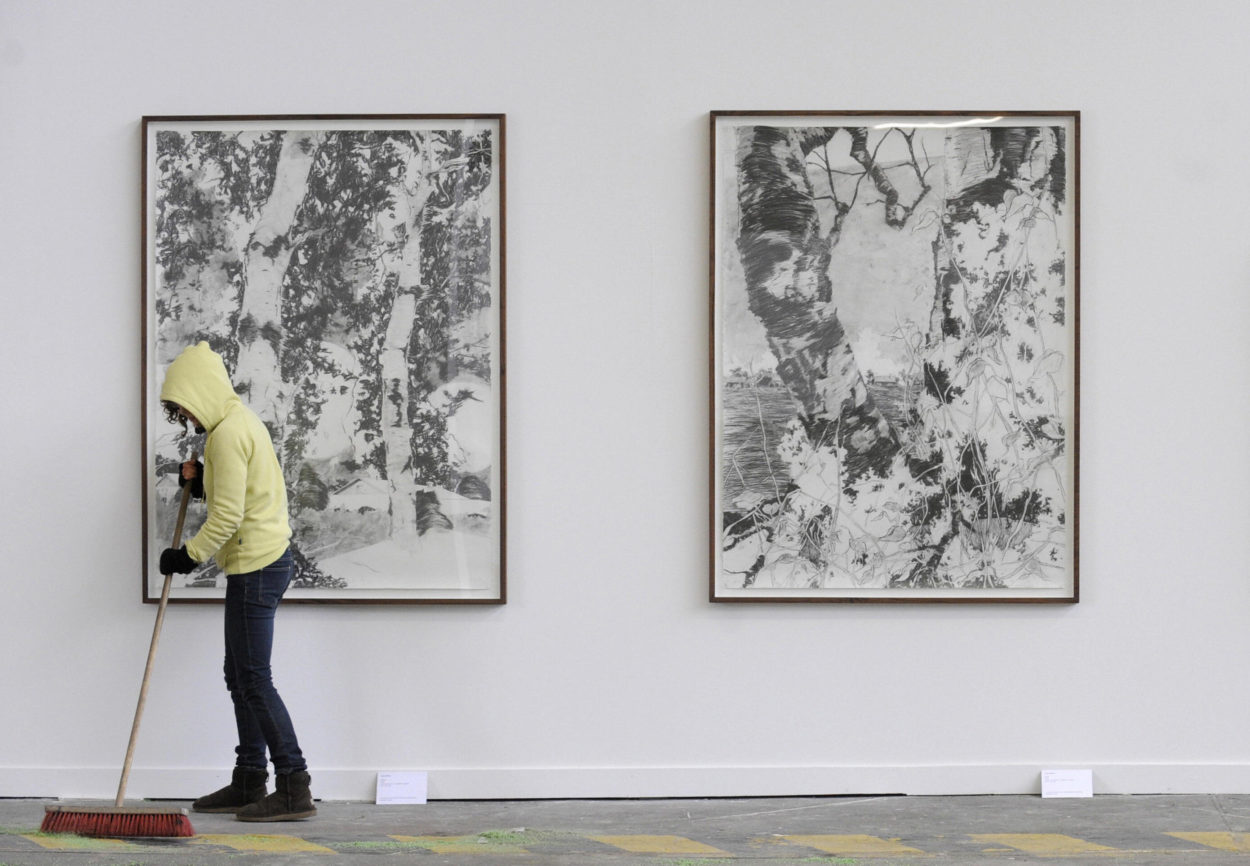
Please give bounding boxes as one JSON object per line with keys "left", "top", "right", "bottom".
{"left": 160, "top": 546, "right": 198, "bottom": 575}
{"left": 178, "top": 460, "right": 205, "bottom": 500}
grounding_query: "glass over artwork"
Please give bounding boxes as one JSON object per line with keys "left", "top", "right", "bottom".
{"left": 143, "top": 115, "right": 505, "bottom": 603}
{"left": 711, "top": 112, "right": 1078, "bottom": 601}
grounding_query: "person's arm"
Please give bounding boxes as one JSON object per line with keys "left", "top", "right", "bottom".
{"left": 185, "top": 428, "right": 252, "bottom": 564}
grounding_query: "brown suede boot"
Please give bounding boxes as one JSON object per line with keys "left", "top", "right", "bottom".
{"left": 236, "top": 770, "right": 316, "bottom": 822}
{"left": 192, "top": 767, "right": 268, "bottom": 814}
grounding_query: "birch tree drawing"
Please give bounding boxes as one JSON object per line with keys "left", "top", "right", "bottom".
{"left": 145, "top": 116, "right": 504, "bottom": 602}
{"left": 713, "top": 113, "right": 1077, "bottom": 600}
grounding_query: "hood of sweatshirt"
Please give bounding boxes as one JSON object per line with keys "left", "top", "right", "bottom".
{"left": 159, "top": 341, "right": 240, "bottom": 434}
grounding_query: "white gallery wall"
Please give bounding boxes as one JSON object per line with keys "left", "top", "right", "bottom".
{"left": 3, "top": 0, "right": 1250, "bottom": 800}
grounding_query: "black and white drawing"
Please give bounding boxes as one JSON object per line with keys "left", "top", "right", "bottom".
{"left": 143, "top": 115, "right": 505, "bottom": 603}
{"left": 712, "top": 112, "right": 1078, "bottom": 601}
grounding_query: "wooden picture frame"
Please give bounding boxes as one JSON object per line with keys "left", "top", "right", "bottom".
{"left": 143, "top": 114, "right": 505, "bottom": 603}
{"left": 711, "top": 111, "right": 1078, "bottom": 602}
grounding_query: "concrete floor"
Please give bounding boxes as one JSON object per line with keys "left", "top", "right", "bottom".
{"left": 4, "top": 795, "right": 1250, "bottom": 865}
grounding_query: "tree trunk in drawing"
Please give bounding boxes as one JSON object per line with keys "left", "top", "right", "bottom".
{"left": 381, "top": 289, "right": 420, "bottom": 541}
{"left": 377, "top": 139, "right": 445, "bottom": 543}
{"left": 234, "top": 130, "right": 324, "bottom": 429}
{"left": 735, "top": 125, "right": 898, "bottom": 482}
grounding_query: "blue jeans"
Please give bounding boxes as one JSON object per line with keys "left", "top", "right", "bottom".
{"left": 223, "top": 549, "right": 306, "bottom": 775}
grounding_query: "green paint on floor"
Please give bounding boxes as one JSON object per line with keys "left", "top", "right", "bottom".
{"left": 391, "top": 833, "right": 530, "bottom": 854}
{"left": 334, "top": 838, "right": 437, "bottom": 851}
{"left": 782, "top": 834, "right": 927, "bottom": 857}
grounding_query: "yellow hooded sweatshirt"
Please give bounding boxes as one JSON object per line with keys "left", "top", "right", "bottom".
{"left": 160, "top": 342, "right": 292, "bottom": 574}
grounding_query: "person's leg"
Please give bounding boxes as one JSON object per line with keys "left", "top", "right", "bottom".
{"left": 191, "top": 584, "right": 270, "bottom": 813}
{"left": 230, "top": 550, "right": 315, "bottom": 821}
{"left": 226, "top": 550, "right": 306, "bottom": 774}
{"left": 224, "top": 581, "right": 271, "bottom": 772}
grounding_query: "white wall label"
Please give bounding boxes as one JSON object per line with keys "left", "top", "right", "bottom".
{"left": 376, "top": 771, "right": 428, "bottom": 805}
{"left": 1041, "top": 769, "right": 1093, "bottom": 798}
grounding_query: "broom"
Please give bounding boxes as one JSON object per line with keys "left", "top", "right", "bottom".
{"left": 42, "top": 454, "right": 199, "bottom": 838}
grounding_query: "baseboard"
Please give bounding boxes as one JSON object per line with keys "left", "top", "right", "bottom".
{"left": 7, "top": 764, "right": 1250, "bottom": 801}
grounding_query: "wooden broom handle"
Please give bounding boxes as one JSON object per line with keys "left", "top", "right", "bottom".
{"left": 115, "top": 451, "right": 198, "bottom": 807}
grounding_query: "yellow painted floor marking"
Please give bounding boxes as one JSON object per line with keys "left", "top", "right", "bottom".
{"left": 971, "top": 833, "right": 1119, "bottom": 855}
{"left": 23, "top": 834, "right": 143, "bottom": 852}
{"left": 190, "top": 833, "right": 336, "bottom": 854}
{"left": 782, "top": 834, "right": 927, "bottom": 856}
{"left": 1168, "top": 832, "right": 1250, "bottom": 852}
{"left": 391, "top": 834, "right": 529, "bottom": 854}
{"left": 591, "top": 834, "right": 732, "bottom": 855}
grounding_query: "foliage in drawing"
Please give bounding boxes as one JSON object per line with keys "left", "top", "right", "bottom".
{"left": 720, "top": 120, "right": 1073, "bottom": 593}
{"left": 151, "top": 123, "right": 498, "bottom": 592}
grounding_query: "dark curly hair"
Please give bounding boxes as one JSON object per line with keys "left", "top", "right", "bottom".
{"left": 161, "top": 400, "right": 189, "bottom": 432}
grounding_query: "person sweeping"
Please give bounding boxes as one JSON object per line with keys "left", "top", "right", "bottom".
{"left": 158, "top": 341, "right": 315, "bottom": 822}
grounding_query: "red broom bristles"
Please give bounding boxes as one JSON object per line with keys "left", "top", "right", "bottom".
{"left": 41, "top": 806, "right": 195, "bottom": 838}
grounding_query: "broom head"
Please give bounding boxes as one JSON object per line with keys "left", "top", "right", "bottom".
{"left": 42, "top": 804, "right": 194, "bottom": 838}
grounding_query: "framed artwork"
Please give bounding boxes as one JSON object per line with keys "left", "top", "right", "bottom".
{"left": 711, "top": 111, "right": 1078, "bottom": 602}
{"left": 143, "top": 115, "right": 505, "bottom": 603}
